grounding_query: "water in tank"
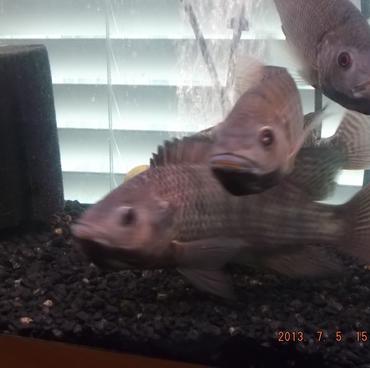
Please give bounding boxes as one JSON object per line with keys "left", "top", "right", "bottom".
{"left": 0, "top": 1, "right": 370, "bottom": 367}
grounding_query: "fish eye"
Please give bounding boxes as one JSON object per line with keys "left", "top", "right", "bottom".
{"left": 259, "top": 127, "right": 274, "bottom": 147}
{"left": 337, "top": 52, "right": 352, "bottom": 69}
{"left": 120, "top": 207, "right": 136, "bottom": 226}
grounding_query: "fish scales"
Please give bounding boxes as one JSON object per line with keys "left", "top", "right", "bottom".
{"left": 259, "top": 198, "right": 343, "bottom": 248}
{"left": 150, "top": 165, "right": 245, "bottom": 242}
{"left": 122, "top": 165, "right": 344, "bottom": 249}
{"left": 232, "top": 185, "right": 343, "bottom": 249}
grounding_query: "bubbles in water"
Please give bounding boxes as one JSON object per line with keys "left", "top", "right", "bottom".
{"left": 175, "top": 0, "right": 267, "bottom": 133}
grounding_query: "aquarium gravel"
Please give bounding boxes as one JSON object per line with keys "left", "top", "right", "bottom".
{"left": 0, "top": 201, "right": 370, "bottom": 368}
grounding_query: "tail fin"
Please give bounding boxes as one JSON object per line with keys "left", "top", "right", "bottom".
{"left": 324, "top": 111, "right": 370, "bottom": 170}
{"left": 339, "top": 185, "right": 370, "bottom": 263}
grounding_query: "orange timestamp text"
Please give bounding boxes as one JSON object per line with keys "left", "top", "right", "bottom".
{"left": 276, "top": 330, "right": 368, "bottom": 343}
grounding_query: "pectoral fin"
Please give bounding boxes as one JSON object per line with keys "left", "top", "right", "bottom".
{"left": 281, "top": 25, "right": 287, "bottom": 39}
{"left": 287, "top": 107, "right": 328, "bottom": 163}
{"left": 177, "top": 267, "right": 235, "bottom": 300}
{"left": 172, "top": 238, "right": 245, "bottom": 299}
{"left": 264, "top": 246, "right": 343, "bottom": 277}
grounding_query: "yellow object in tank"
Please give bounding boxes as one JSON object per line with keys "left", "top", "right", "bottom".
{"left": 125, "top": 165, "right": 149, "bottom": 182}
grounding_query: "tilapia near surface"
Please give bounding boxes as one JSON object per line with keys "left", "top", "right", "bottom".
{"left": 274, "top": 0, "right": 370, "bottom": 114}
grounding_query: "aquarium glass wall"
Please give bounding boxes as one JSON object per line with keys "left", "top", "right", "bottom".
{"left": 0, "top": 0, "right": 364, "bottom": 204}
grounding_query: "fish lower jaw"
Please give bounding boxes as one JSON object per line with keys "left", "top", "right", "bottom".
{"left": 92, "top": 238, "right": 111, "bottom": 246}
{"left": 209, "top": 153, "right": 257, "bottom": 172}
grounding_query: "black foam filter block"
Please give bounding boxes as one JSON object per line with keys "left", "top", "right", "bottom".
{"left": 0, "top": 44, "right": 64, "bottom": 229}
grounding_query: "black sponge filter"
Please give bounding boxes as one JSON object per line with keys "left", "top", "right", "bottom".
{"left": 0, "top": 44, "right": 64, "bottom": 229}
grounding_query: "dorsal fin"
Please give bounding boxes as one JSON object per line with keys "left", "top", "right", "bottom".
{"left": 287, "top": 145, "right": 344, "bottom": 201}
{"left": 195, "top": 124, "right": 217, "bottom": 140}
{"left": 233, "top": 54, "right": 265, "bottom": 99}
{"left": 286, "top": 110, "right": 370, "bottom": 201}
{"left": 321, "top": 110, "right": 370, "bottom": 170}
{"left": 150, "top": 135, "right": 213, "bottom": 168}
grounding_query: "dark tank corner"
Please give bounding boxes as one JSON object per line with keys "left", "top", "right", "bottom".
{"left": 0, "top": 44, "right": 64, "bottom": 230}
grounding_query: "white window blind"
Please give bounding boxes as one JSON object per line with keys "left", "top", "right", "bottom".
{"left": 0, "top": 0, "right": 363, "bottom": 204}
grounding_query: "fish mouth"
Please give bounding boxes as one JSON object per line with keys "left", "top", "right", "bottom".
{"left": 210, "top": 154, "right": 282, "bottom": 196}
{"left": 324, "top": 86, "right": 370, "bottom": 115}
{"left": 73, "top": 238, "right": 133, "bottom": 271}
{"left": 210, "top": 153, "right": 258, "bottom": 173}
{"left": 350, "top": 81, "right": 370, "bottom": 114}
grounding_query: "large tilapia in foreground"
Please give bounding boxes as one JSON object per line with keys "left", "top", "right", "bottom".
{"left": 72, "top": 112, "right": 370, "bottom": 299}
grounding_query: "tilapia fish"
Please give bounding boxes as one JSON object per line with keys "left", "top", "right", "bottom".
{"left": 206, "top": 58, "right": 316, "bottom": 196}
{"left": 152, "top": 110, "right": 370, "bottom": 201}
{"left": 274, "top": 0, "right": 370, "bottom": 114}
{"left": 72, "top": 113, "right": 370, "bottom": 299}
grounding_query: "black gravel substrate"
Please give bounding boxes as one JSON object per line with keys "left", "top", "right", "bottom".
{"left": 1, "top": 201, "right": 370, "bottom": 368}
